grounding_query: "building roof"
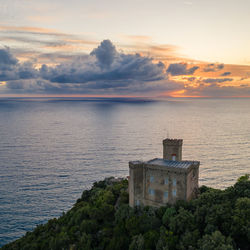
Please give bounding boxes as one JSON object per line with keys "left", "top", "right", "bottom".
{"left": 146, "top": 158, "right": 199, "bottom": 170}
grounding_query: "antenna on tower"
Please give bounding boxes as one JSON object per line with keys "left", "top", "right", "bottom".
{"left": 166, "top": 131, "right": 169, "bottom": 138}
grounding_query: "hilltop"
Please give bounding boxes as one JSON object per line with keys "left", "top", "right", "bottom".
{"left": 2, "top": 175, "right": 250, "bottom": 250}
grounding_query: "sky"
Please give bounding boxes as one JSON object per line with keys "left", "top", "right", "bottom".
{"left": 0, "top": 0, "right": 250, "bottom": 97}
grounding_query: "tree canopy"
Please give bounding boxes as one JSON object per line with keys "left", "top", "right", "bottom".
{"left": 2, "top": 175, "right": 249, "bottom": 250}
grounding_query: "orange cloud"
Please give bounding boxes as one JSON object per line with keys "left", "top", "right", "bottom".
{"left": 1, "top": 24, "right": 250, "bottom": 98}
{"left": 0, "top": 25, "right": 60, "bottom": 34}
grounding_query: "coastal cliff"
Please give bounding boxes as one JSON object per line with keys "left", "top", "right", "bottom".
{"left": 2, "top": 175, "right": 249, "bottom": 250}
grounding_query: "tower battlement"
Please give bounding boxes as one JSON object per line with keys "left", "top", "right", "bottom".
{"left": 163, "top": 138, "right": 183, "bottom": 146}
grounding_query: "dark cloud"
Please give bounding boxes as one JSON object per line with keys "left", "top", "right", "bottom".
{"left": 6, "top": 79, "right": 60, "bottom": 91}
{"left": 220, "top": 71, "right": 231, "bottom": 76}
{"left": 0, "top": 47, "right": 38, "bottom": 81}
{"left": 166, "top": 63, "right": 199, "bottom": 76}
{"left": 0, "top": 47, "right": 18, "bottom": 70}
{"left": 40, "top": 40, "right": 166, "bottom": 86}
{"left": 217, "top": 64, "right": 224, "bottom": 70}
{"left": 203, "top": 63, "right": 224, "bottom": 72}
{"left": 90, "top": 40, "right": 117, "bottom": 68}
{"left": 1, "top": 40, "right": 179, "bottom": 95}
{"left": 2, "top": 40, "right": 246, "bottom": 97}
{"left": 203, "top": 78, "right": 233, "bottom": 83}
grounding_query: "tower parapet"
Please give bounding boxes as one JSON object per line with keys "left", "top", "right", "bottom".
{"left": 163, "top": 138, "right": 183, "bottom": 161}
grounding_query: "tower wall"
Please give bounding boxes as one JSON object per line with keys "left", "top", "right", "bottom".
{"left": 143, "top": 166, "right": 187, "bottom": 206}
{"left": 163, "top": 139, "right": 183, "bottom": 161}
{"left": 129, "top": 161, "right": 144, "bottom": 207}
{"left": 186, "top": 164, "right": 199, "bottom": 200}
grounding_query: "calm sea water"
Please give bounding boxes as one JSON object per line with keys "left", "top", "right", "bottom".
{"left": 0, "top": 97, "right": 250, "bottom": 246}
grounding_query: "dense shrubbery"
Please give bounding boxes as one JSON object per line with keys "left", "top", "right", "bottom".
{"left": 2, "top": 175, "right": 250, "bottom": 250}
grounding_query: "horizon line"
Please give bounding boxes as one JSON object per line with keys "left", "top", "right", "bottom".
{"left": 1, "top": 94, "right": 250, "bottom": 99}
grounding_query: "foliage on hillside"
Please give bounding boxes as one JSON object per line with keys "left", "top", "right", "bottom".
{"left": 2, "top": 175, "right": 250, "bottom": 250}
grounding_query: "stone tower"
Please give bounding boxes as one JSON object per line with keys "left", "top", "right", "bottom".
{"left": 163, "top": 138, "right": 183, "bottom": 161}
{"left": 129, "top": 138, "right": 200, "bottom": 208}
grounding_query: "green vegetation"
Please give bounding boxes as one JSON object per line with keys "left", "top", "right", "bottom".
{"left": 2, "top": 175, "right": 250, "bottom": 250}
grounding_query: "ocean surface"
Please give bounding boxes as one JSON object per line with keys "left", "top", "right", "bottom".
{"left": 0, "top": 97, "right": 250, "bottom": 246}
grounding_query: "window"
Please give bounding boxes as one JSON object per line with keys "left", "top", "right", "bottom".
{"left": 164, "top": 177, "right": 169, "bottom": 185}
{"left": 173, "top": 178, "right": 177, "bottom": 186}
{"left": 164, "top": 191, "right": 168, "bottom": 199}
{"left": 172, "top": 189, "right": 177, "bottom": 197}
{"left": 172, "top": 154, "right": 176, "bottom": 161}
{"left": 136, "top": 200, "right": 140, "bottom": 206}
{"left": 148, "top": 188, "right": 155, "bottom": 196}
{"left": 150, "top": 176, "right": 154, "bottom": 183}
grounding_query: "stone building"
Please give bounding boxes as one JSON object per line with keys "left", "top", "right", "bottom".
{"left": 129, "top": 139, "right": 200, "bottom": 207}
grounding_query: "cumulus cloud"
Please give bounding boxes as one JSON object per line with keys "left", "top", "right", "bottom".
{"left": 1, "top": 40, "right": 247, "bottom": 98}
{"left": 90, "top": 40, "right": 117, "bottom": 68}
{"left": 0, "top": 47, "right": 18, "bottom": 69}
{"left": 1, "top": 40, "right": 179, "bottom": 95}
{"left": 39, "top": 40, "right": 167, "bottom": 87}
{"left": 203, "top": 63, "right": 224, "bottom": 72}
{"left": 0, "top": 47, "right": 38, "bottom": 81}
{"left": 166, "top": 63, "right": 199, "bottom": 76}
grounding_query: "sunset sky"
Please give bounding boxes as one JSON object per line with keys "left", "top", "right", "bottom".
{"left": 0, "top": 0, "right": 250, "bottom": 97}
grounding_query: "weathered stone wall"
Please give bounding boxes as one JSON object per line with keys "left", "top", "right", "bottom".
{"left": 163, "top": 139, "right": 183, "bottom": 161}
{"left": 129, "top": 161, "right": 143, "bottom": 207}
{"left": 186, "top": 164, "right": 199, "bottom": 200}
{"left": 143, "top": 165, "right": 187, "bottom": 206}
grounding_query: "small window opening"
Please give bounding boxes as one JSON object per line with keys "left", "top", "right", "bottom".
{"left": 148, "top": 188, "right": 155, "bottom": 196}
{"left": 164, "top": 191, "right": 168, "bottom": 199}
{"left": 173, "top": 178, "right": 177, "bottom": 186}
{"left": 172, "top": 189, "right": 177, "bottom": 197}
{"left": 164, "top": 177, "right": 169, "bottom": 185}
{"left": 172, "top": 154, "right": 176, "bottom": 161}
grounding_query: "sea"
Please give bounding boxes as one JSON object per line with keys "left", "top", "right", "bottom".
{"left": 0, "top": 97, "right": 249, "bottom": 246}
